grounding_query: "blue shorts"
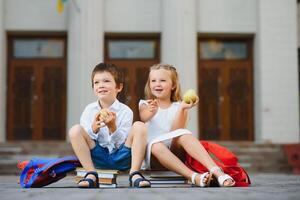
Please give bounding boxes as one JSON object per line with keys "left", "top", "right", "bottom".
{"left": 90, "top": 142, "right": 131, "bottom": 171}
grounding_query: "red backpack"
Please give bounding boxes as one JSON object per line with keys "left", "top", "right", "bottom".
{"left": 185, "top": 141, "right": 251, "bottom": 187}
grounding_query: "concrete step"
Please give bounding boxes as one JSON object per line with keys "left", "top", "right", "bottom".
{"left": 0, "top": 141, "right": 292, "bottom": 174}
{"left": 0, "top": 141, "right": 74, "bottom": 175}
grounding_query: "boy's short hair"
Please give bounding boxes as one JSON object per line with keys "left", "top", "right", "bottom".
{"left": 91, "top": 63, "right": 124, "bottom": 88}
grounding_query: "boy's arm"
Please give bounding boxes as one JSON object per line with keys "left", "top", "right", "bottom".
{"left": 80, "top": 107, "right": 99, "bottom": 140}
{"left": 110, "top": 110, "right": 133, "bottom": 145}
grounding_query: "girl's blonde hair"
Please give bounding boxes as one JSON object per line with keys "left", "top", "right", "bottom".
{"left": 144, "top": 63, "right": 182, "bottom": 102}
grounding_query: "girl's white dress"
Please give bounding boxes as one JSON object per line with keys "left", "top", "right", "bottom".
{"left": 139, "top": 100, "right": 192, "bottom": 169}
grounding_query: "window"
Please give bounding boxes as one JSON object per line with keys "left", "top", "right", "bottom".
{"left": 199, "top": 40, "right": 248, "bottom": 60}
{"left": 13, "top": 39, "right": 64, "bottom": 58}
{"left": 107, "top": 40, "right": 156, "bottom": 59}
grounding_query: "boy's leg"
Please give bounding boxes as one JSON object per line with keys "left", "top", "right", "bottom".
{"left": 171, "top": 134, "right": 234, "bottom": 186}
{"left": 124, "top": 121, "right": 149, "bottom": 187}
{"left": 69, "top": 124, "right": 97, "bottom": 187}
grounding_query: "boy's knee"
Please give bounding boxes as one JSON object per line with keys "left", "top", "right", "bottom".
{"left": 68, "top": 124, "right": 83, "bottom": 139}
{"left": 151, "top": 142, "right": 166, "bottom": 155}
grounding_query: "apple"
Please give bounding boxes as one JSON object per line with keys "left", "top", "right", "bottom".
{"left": 99, "top": 109, "right": 109, "bottom": 120}
{"left": 183, "top": 89, "right": 198, "bottom": 104}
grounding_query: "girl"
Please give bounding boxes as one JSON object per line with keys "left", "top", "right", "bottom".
{"left": 139, "top": 63, "right": 235, "bottom": 187}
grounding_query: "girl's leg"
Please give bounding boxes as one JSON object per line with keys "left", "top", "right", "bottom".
{"left": 69, "top": 124, "right": 96, "bottom": 187}
{"left": 125, "top": 121, "right": 149, "bottom": 187}
{"left": 151, "top": 142, "right": 210, "bottom": 186}
{"left": 171, "top": 134, "right": 235, "bottom": 186}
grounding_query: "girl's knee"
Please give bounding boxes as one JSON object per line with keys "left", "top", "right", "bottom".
{"left": 132, "top": 121, "right": 147, "bottom": 136}
{"left": 178, "top": 133, "right": 194, "bottom": 143}
{"left": 151, "top": 142, "right": 166, "bottom": 155}
{"left": 132, "top": 121, "right": 146, "bottom": 130}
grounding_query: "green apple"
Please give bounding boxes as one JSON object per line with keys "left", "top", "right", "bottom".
{"left": 183, "top": 89, "right": 198, "bottom": 104}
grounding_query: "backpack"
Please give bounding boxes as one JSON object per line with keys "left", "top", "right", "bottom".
{"left": 185, "top": 141, "right": 251, "bottom": 187}
{"left": 18, "top": 156, "right": 80, "bottom": 188}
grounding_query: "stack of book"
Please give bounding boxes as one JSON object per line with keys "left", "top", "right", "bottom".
{"left": 149, "top": 171, "right": 187, "bottom": 187}
{"left": 75, "top": 167, "right": 119, "bottom": 188}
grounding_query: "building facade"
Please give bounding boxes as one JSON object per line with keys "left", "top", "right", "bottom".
{"left": 0, "top": 0, "right": 299, "bottom": 143}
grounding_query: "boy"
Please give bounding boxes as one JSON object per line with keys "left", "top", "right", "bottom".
{"left": 69, "top": 63, "right": 150, "bottom": 188}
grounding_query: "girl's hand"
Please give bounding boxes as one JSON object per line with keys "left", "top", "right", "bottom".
{"left": 92, "top": 113, "right": 106, "bottom": 133}
{"left": 180, "top": 96, "right": 199, "bottom": 110}
{"left": 147, "top": 99, "right": 158, "bottom": 114}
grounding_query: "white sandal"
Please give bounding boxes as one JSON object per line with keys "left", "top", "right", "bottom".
{"left": 209, "top": 166, "right": 235, "bottom": 187}
{"left": 191, "top": 172, "right": 212, "bottom": 187}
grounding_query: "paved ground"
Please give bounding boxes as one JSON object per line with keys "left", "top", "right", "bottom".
{"left": 1, "top": 173, "right": 300, "bottom": 200}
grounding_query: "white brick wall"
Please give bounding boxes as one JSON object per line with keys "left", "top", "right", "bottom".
{"left": 197, "top": 0, "right": 256, "bottom": 33}
{"left": 5, "top": 0, "right": 66, "bottom": 31}
{"left": 255, "top": 0, "right": 299, "bottom": 143}
{"left": 104, "top": 0, "right": 161, "bottom": 32}
{"left": 298, "top": 2, "right": 300, "bottom": 48}
{"left": 0, "top": 0, "right": 5, "bottom": 142}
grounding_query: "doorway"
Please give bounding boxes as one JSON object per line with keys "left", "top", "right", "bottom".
{"left": 198, "top": 36, "right": 254, "bottom": 141}
{"left": 105, "top": 34, "right": 160, "bottom": 120}
{"left": 6, "top": 34, "right": 67, "bottom": 140}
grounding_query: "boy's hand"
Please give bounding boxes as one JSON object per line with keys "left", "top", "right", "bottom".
{"left": 103, "top": 111, "right": 117, "bottom": 134}
{"left": 180, "top": 96, "right": 199, "bottom": 110}
{"left": 147, "top": 99, "right": 158, "bottom": 114}
{"left": 92, "top": 113, "right": 106, "bottom": 133}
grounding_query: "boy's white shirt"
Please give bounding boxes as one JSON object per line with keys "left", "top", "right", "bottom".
{"left": 80, "top": 99, "right": 133, "bottom": 153}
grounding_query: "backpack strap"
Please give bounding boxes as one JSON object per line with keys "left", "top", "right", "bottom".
{"left": 20, "top": 160, "right": 40, "bottom": 188}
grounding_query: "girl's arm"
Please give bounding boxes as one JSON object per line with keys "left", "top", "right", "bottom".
{"left": 171, "top": 99, "right": 199, "bottom": 130}
{"left": 139, "top": 100, "right": 158, "bottom": 122}
{"left": 171, "top": 106, "right": 189, "bottom": 130}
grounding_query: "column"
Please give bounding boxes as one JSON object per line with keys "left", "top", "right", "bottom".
{"left": 161, "top": 0, "right": 198, "bottom": 135}
{"left": 67, "top": 0, "right": 104, "bottom": 137}
{"left": 255, "top": 0, "right": 299, "bottom": 143}
{"left": 0, "top": 0, "right": 5, "bottom": 142}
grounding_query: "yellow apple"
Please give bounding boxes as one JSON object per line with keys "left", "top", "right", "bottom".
{"left": 99, "top": 109, "right": 109, "bottom": 120}
{"left": 183, "top": 89, "right": 198, "bottom": 104}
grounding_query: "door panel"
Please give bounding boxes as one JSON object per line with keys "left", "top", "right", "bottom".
{"left": 227, "top": 65, "right": 253, "bottom": 140}
{"left": 199, "top": 67, "right": 222, "bottom": 140}
{"left": 42, "top": 64, "right": 66, "bottom": 139}
{"left": 8, "top": 64, "right": 35, "bottom": 140}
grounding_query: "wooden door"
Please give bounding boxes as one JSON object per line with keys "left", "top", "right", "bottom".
{"left": 7, "top": 35, "right": 66, "bottom": 140}
{"left": 105, "top": 34, "right": 160, "bottom": 120}
{"left": 198, "top": 37, "right": 253, "bottom": 141}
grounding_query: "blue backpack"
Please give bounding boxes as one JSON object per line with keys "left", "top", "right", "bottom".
{"left": 19, "top": 156, "right": 80, "bottom": 188}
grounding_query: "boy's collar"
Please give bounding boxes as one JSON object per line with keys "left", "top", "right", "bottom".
{"left": 97, "top": 99, "right": 120, "bottom": 110}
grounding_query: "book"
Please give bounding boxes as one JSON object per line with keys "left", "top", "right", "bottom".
{"left": 75, "top": 177, "right": 117, "bottom": 184}
{"left": 150, "top": 171, "right": 184, "bottom": 179}
{"left": 75, "top": 167, "right": 119, "bottom": 179}
{"left": 99, "top": 184, "right": 117, "bottom": 188}
{"left": 150, "top": 179, "right": 187, "bottom": 184}
{"left": 149, "top": 171, "right": 187, "bottom": 185}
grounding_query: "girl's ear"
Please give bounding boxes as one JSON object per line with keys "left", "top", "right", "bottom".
{"left": 172, "top": 84, "right": 176, "bottom": 91}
